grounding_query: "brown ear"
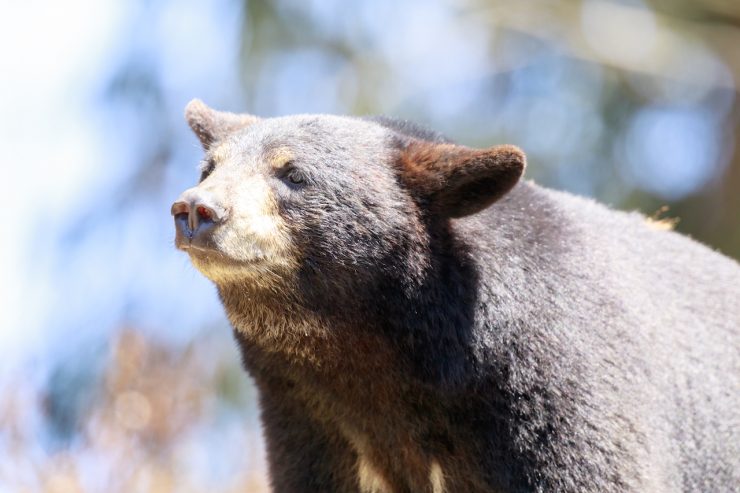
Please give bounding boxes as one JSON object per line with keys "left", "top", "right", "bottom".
{"left": 399, "top": 141, "right": 526, "bottom": 218}
{"left": 184, "top": 99, "right": 259, "bottom": 149}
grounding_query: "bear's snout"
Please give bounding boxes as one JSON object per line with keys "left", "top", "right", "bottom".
{"left": 171, "top": 188, "right": 228, "bottom": 250}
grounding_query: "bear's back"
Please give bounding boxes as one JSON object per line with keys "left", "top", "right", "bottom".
{"left": 458, "top": 181, "right": 740, "bottom": 490}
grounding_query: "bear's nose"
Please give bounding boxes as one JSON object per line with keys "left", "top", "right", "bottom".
{"left": 171, "top": 189, "right": 227, "bottom": 243}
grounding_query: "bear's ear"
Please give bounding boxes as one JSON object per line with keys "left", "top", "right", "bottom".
{"left": 398, "top": 140, "right": 526, "bottom": 218}
{"left": 184, "top": 99, "right": 259, "bottom": 149}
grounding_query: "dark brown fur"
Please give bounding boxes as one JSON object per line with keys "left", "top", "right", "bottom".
{"left": 174, "top": 101, "right": 740, "bottom": 492}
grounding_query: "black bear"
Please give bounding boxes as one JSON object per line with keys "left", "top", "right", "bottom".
{"left": 172, "top": 99, "right": 740, "bottom": 492}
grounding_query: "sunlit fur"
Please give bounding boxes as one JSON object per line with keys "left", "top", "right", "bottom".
{"left": 429, "top": 461, "right": 445, "bottom": 493}
{"left": 357, "top": 455, "right": 392, "bottom": 493}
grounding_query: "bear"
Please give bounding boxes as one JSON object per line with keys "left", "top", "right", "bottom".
{"left": 172, "top": 99, "right": 740, "bottom": 493}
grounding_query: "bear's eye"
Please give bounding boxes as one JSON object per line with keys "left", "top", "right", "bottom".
{"left": 282, "top": 166, "right": 306, "bottom": 186}
{"left": 288, "top": 170, "right": 304, "bottom": 184}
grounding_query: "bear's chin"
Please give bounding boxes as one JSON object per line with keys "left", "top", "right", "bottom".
{"left": 188, "top": 248, "right": 295, "bottom": 286}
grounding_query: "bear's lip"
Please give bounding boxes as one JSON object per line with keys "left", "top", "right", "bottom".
{"left": 178, "top": 242, "right": 211, "bottom": 253}
{"left": 173, "top": 217, "right": 272, "bottom": 265}
{"left": 174, "top": 234, "right": 215, "bottom": 253}
{"left": 178, "top": 240, "right": 268, "bottom": 265}
{"left": 178, "top": 241, "right": 225, "bottom": 258}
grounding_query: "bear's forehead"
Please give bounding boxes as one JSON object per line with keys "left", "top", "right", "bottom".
{"left": 209, "top": 115, "right": 391, "bottom": 163}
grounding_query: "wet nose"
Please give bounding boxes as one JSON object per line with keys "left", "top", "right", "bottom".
{"left": 171, "top": 189, "right": 227, "bottom": 241}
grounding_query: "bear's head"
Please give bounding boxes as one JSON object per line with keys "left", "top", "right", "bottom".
{"left": 173, "top": 100, "right": 525, "bottom": 309}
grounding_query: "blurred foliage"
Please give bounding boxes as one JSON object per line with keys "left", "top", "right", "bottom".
{"left": 1, "top": 0, "right": 739, "bottom": 491}
{"left": 1, "top": 330, "right": 267, "bottom": 492}
{"left": 236, "top": 0, "right": 740, "bottom": 259}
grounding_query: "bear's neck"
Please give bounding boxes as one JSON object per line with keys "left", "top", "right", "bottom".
{"left": 217, "top": 231, "right": 479, "bottom": 393}
{"left": 215, "top": 227, "right": 505, "bottom": 490}
{"left": 218, "top": 279, "right": 409, "bottom": 373}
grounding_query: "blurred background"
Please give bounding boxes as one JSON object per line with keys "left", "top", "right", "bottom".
{"left": 1, "top": 0, "right": 739, "bottom": 491}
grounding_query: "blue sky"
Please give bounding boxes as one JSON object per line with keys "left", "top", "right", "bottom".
{"left": 0, "top": 0, "right": 241, "bottom": 378}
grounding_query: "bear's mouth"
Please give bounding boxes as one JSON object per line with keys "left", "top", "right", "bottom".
{"left": 185, "top": 243, "right": 297, "bottom": 285}
{"left": 181, "top": 242, "right": 267, "bottom": 264}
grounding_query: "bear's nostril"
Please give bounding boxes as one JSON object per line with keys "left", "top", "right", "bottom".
{"left": 172, "top": 191, "right": 226, "bottom": 244}
{"left": 196, "top": 205, "right": 213, "bottom": 222}
{"left": 171, "top": 201, "right": 190, "bottom": 217}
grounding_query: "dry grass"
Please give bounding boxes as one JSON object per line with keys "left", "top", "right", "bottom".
{"left": 0, "top": 329, "right": 269, "bottom": 493}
